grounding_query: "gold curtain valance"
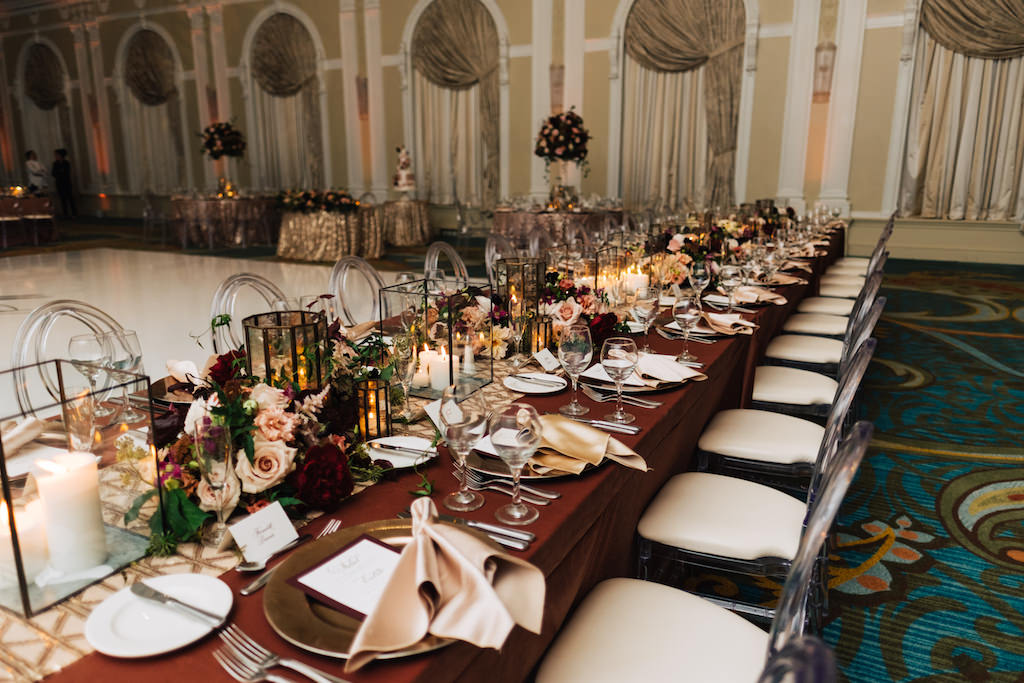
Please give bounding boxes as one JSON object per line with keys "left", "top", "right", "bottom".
{"left": 921, "top": 0, "right": 1024, "bottom": 60}
{"left": 24, "top": 43, "right": 65, "bottom": 110}
{"left": 251, "top": 13, "right": 318, "bottom": 97}
{"left": 124, "top": 30, "right": 177, "bottom": 106}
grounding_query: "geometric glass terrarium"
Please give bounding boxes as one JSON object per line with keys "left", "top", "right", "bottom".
{"left": 0, "top": 359, "right": 156, "bottom": 617}
{"left": 243, "top": 310, "right": 328, "bottom": 391}
{"left": 378, "top": 279, "right": 493, "bottom": 400}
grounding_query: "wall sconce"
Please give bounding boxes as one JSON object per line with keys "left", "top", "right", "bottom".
{"left": 813, "top": 42, "right": 837, "bottom": 103}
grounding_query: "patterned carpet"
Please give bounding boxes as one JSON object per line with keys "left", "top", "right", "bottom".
{"left": 824, "top": 259, "right": 1024, "bottom": 682}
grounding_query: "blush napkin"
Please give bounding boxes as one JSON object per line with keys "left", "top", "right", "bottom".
{"left": 0, "top": 417, "right": 45, "bottom": 456}
{"left": 701, "top": 312, "right": 757, "bottom": 335}
{"left": 530, "top": 414, "right": 649, "bottom": 475}
{"left": 346, "top": 498, "right": 545, "bottom": 672}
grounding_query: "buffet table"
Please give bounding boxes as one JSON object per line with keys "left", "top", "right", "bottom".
{"left": 42, "top": 232, "right": 842, "bottom": 682}
{"left": 491, "top": 208, "right": 623, "bottom": 246}
{"left": 276, "top": 205, "right": 384, "bottom": 262}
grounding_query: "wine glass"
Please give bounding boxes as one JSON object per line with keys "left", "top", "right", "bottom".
{"left": 672, "top": 295, "right": 701, "bottom": 363}
{"left": 509, "top": 313, "right": 529, "bottom": 369}
{"left": 105, "top": 330, "right": 146, "bottom": 423}
{"left": 62, "top": 386, "right": 97, "bottom": 452}
{"left": 394, "top": 271, "right": 420, "bottom": 290}
{"left": 440, "top": 384, "right": 487, "bottom": 512}
{"left": 688, "top": 261, "right": 710, "bottom": 305}
{"left": 631, "top": 286, "right": 659, "bottom": 353}
{"left": 600, "top": 337, "right": 638, "bottom": 424}
{"left": 192, "top": 420, "right": 237, "bottom": 544}
{"left": 68, "top": 333, "right": 114, "bottom": 417}
{"left": 558, "top": 323, "right": 593, "bottom": 417}
{"left": 719, "top": 265, "right": 743, "bottom": 313}
{"left": 488, "top": 403, "right": 543, "bottom": 525}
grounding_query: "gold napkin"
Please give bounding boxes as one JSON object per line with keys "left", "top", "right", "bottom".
{"left": 0, "top": 417, "right": 45, "bottom": 456}
{"left": 782, "top": 260, "right": 813, "bottom": 273}
{"left": 346, "top": 498, "right": 545, "bottom": 672}
{"left": 732, "top": 286, "right": 787, "bottom": 306}
{"left": 766, "top": 272, "right": 809, "bottom": 286}
{"left": 530, "top": 414, "right": 648, "bottom": 475}
{"left": 701, "top": 312, "right": 757, "bottom": 335}
{"left": 794, "top": 244, "right": 825, "bottom": 258}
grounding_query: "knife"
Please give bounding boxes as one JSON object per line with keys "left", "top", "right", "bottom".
{"left": 130, "top": 582, "right": 225, "bottom": 626}
{"left": 509, "top": 375, "right": 564, "bottom": 387}
{"left": 566, "top": 417, "right": 641, "bottom": 435}
{"left": 367, "top": 442, "right": 437, "bottom": 458}
{"left": 397, "top": 512, "right": 531, "bottom": 550}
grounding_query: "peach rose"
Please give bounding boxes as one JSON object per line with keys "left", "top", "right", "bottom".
{"left": 249, "top": 383, "right": 287, "bottom": 411}
{"left": 196, "top": 469, "right": 241, "bottom": 515}
{"left": 235, "top": 436, "right": 297, "bottom": 493}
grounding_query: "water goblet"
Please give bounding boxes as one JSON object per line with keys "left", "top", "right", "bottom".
{"left": 509, "top": 313, "right": 529, "bottom": 369}
{"left": 488, "top": 403, "right": 543, "bottom": 525}
{"left": 631, "top": 286, "right": 659, "bottom": 353}
{"left": 672, "top": 296, "right": 701, "bottom": 363}
{"left": 192, "top": 421, "right": 238, "bottom": 545}
{"left": 440, "top": 384, "right": 487, "bottom": 512}
{"left": 558, "top": 323, "right": 593, "bottom": 417}
{"left": 68, "top": 333, "right": 114, "bottom": 417}
{"left": 393, "top": 336, "right": 416, "bottom": 421}
{"left": 425, "top": 268, "right": 447, "bottom": 295}
{"left": 600, "top": 337, "right": 638, "bottom": 424}
{"left": 62, "top": 386, "right": 97, "bottom": 452}
{"left": 688, "top": 261, "right": 710, "bottom": 303}
{"left": 719, "top": 265, "right": 743, "bottom": 313}
{"left": 104, "top": 330, "right": 146, "bottom": 424}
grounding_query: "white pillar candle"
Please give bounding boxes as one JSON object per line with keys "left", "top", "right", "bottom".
{"left": 462, "top": 340, "right": 476, "bottom": 375}
{"left": 36, "top": 453, "right": 107, "bottom": 572}
{"left": 0, "top": 501, "right": 47, "bottom": 586}
{"left": 428, "top": 350, "right": 459, "bottom": 391}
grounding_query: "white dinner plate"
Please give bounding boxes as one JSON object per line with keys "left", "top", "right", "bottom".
{"left": 365, "top": 436, "right": 437, "bottom": 469}
{"left": 85, "top": 574, "right": 232, "bottom": 658}
{"left": 502, "top": 373, "right": 568, "bottom": 395}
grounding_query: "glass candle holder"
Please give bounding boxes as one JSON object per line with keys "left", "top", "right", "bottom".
{"left": 356, "top": 378, "right": 392, "bottom": 440}
{"left": 243, "top": 310, "right": 328, "bottom": 390}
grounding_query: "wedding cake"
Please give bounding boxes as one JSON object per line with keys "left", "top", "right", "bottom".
{"left": 393, "top": 146, "right": 416, "bottom": 192}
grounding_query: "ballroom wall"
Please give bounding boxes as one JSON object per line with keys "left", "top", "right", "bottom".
{"left": 1, "top": 0, "right": 1021, "bottom": 263}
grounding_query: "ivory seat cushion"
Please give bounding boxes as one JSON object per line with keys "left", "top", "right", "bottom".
{"left": 782, "top": 312, "right": 849, "bottom": 336}
{"left": 826, "top": 264, "right": 868, "bottom": 277}
{"left": 836, "top": 256, "right": 869, "bottom": 265}
{"left": 818, "top": 282, "right": 863, "bottom": 299}
{"left": 698, "top": 409, "right": 824, "bottom": 464}
{"left": 765, "top": 334, "right": 844, "bottom": 364}
{"left": 535, "top": 577, "right": 769, "bottom": 683}
{"left": 752, "top": 365, "right": 838, "bottom": 406}
{"left": 819, "top": 274, "right": 866, "bottom": 288}
{"left": 797, "top": 296, "right": 856, "bottom": 316}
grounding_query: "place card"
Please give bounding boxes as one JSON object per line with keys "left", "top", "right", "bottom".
{"left": 288, "top": 534, "right": 401, "bottom": 620}
{"left": 533, "top": 348, "right": 561, "bottom": 372}
{"left": 223, "top": 501, "right": 299, "bottom": 562}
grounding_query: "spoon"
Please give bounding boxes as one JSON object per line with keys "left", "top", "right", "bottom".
{"left": 235, "top": 533, "right": 312, "bottom": 572}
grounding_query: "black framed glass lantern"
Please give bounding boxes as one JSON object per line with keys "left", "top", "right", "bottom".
{"left": 493, "top": 258, "right": 545, "bottom": 316}
{"left": 243, "top": 310, "right": 328, "bottom": 390}
{"left": 531, "top": 316, "right": 554, "bottom": 354}
{"left": 356, "top": 378, "right": 391, "bottom": 439}
{"left": 595, "top": 245, "right": 625, "bottom": 293}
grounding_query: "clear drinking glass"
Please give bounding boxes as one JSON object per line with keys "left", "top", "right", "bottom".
{"left": 104, "top": 330, "right": 146, "bottom": 423}
{"left": 558, "top": 323, "right": 593, "bottom": 417}
{"left": 440, "top": 384, "right": 487, "bottom": 512}
{"left": 672, "top": 296, "right": 701, "bottom": 363}
{"left": 68, "top": 333, "right": 114, "bottom": 417}
{"left": 193, "top": 421, "right": 237, "bottom": 545}
{"left": 719, "top": 265, "right": 743, "bottom": 313}
{"left": 600, "top": 337, "right": 638, "bottom": 424}
{"left": 488, "top": 403, "right": 543, "bottom": 525}
{"left": 63, "top": 387, "right": 97, "bottom": 452}
{"left": 631, "top": 286, "right": 659, "bottom": 353}
{"left": 393, "top": 336, "right": 416, "bottom": 421}
{"left": 509, "top": 313, "right": 529, "bottom": 369}
{"left": 688, "top": 261, "right": 710, "bottom": 304}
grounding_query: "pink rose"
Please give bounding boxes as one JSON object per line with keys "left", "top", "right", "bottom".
{"left": 578, "top": 293, "right": 597, "bottom": 315}
{"left": 667, "top": 235, "right": 684, "bottom": 253}
{"left": 235, "top": 436, "right": 297, "bottom": 493}
{"left": 254, "top": 405, "right": 298, "bottom": 442}
{"left": 197, "top": 470, "right": 240, "bottom": 516}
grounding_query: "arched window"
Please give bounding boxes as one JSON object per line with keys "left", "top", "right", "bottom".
{"left": 409, "top": 0, "right": 500, "bottom": 208}
{"left": 18, "top": 42, "right": 74, "bottom": 190}
{"left": 117, "top": 28, "right": 188, "bottom": 194}
{"left": 246, "top": 12, "right": 324, "bottom": 190}
{"left": 619, "top": 0, "right": 745, "bottom": 210}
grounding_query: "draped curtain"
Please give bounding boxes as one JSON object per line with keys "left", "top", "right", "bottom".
{"left": 623, "top": 0, "right": 744, "bottom": 209}
{"left": 414, "top": 72, "right": 481, "bottom": 204}
{"left": 20, "top": 43, "right": 71, "bottom": 188}
{"left": 900, "top": 1, "right": 1024, "bottom": 220}
{"left": 24, "top": 44, "right": 65, "bottom": 110}
{"left": 121, "top": 30, "right": 185, "bottom": 193}
{"left": 411, "top": 0, "right": 499, "bottom": 209}
{"left": 250, "top": 13, "right": 323, "bottom": 190}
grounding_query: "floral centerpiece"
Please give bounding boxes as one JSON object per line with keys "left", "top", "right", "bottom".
{"left": 534, "top": 107, "right": 591, "bottom": 208}
{"left": 278, "top": 189, "right": 360, "bottom": 214}
{"left": 539, "top": 272, "right": 629, "bottom": 345}
{"left": 425, "top": 287, "right": 514, "bottom": 360}
{"left": 201, "top": 121, "right": 246, "bottom": 160}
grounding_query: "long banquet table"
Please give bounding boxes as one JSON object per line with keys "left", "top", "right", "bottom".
{"left": 47, "top": 232, "right": 842, "bottom": 682}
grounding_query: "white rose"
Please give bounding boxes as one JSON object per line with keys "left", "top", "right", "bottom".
{"left": 196, "top": 471, "right": 240, "bottom": 516}
{"left": 234, "top": 436, "right": 297, "bottom": 493}
{"left": 249, "top": 383, "right": 287, "bottom": 411}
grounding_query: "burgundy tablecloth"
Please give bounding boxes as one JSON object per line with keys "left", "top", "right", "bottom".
{"left": 50, "top": 231, "right": 842, "bottom": 683}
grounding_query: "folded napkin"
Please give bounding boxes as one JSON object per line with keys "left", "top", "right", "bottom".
{"left": 793, "top": 244, "right": 825, "bottom": 258}
{"left": 0, "top": 418, "right": 45, "bottom": 457}
{"left": 766, "top": 272, "right": 808, "bottom": 286}
{"left": 346, "top": 498, "right": 545, "bottom": 672}
{"left": 344, "top": 320, "right": 379, "bottom": 341}
{"left": 782, "top": 260, "right": 813, "bottom": 273}
{"left": 531, "top": 414, "right": 648, "bottom": 475}
{"left": 579, "top": 354, "right": 705, "bottom": 389}
{"left": 165, "top": 359, "right": 200, "bottom": 384}
{"left": 701, "top": 312, "right": 757, "bottom": 335}
{"left": 724, "top": 286, "right": 788, "bottom": 306}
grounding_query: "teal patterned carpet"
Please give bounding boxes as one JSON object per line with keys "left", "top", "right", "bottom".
{"left": 823, "top": 259, "right": 1024, "bottom": 682}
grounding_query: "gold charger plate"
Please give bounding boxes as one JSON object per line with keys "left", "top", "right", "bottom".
{"left": 264, "top": 519, "right": 452, "bottom": 660}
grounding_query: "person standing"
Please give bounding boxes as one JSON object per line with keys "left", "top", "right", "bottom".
{"left": 51, "top": 148, "right": 76, "bottom": 217}
{"left": 25, "top": 150, "right": 47, "bottom": 193}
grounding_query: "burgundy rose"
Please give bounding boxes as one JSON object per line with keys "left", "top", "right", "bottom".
{"left": 207, "top": 349, "right": 246, "bottom": 385}
{"left": 588, "top": 313, "right": 618, "bottom": 347}
{"left": 288, "top": 443, "right": 354, "bottom": 510}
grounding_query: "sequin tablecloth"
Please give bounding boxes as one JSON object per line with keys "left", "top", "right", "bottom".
{"left": 276, "top": 206, "right": 384, "bottom": 262}
{"left": 171, "top": 196, "right": 278, "bottom": 249}
{"left": 381, "top": 199, "right": 431, "bottom": 247}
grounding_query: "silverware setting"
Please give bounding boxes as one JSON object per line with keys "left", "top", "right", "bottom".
{"left": 217, "top": 623, "right": 349, "bottom": 683}
{"left": 655, "top": 327, "right": 716, "bottom": 344}
{"left": 452, "top": 469, "right": 551, "bottom": 507}
{"left": 130, "top": 581, "right": 226, "bottom": 626}
{"left": 367, "top": 441, "right": 436, "bottom": 459}
{"left": 508, "top": 374, "right": 565, "bottom": 388}
{"left": 580, "top": 384, "right": 662, "bottom": 409}
{"left": 239, "top": 520, "right": 341, "bottom": 596}
{"left": 462, "top": 468, "right": 561, "bottom": 499}
{"left": 563, "top": 416, "right": 641, "bottom": 435}
{"left": 397, "top": 510, "right": 533, "bottom": 550}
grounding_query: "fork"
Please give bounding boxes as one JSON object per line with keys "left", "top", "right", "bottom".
{"left": 454, "top": 470, "right": 551, "bottom": 505}
{"left": 219, "top": 624, "right": 349, "bottom": 683}
{"left": 239, "top": 519, "right": 341, "bottom": 596}
{"left": 580, "top": 384, "right": 662, "bottom": 409}
{"left": 213, "top": 646, "right": 298, "bottom": 683}
{"left": 462, "top": 468, "right": 561, "bottom": 499}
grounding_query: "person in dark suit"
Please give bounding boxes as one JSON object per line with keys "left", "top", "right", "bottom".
{"left": 51, "top": 148, "right": 76, "bottom": 217}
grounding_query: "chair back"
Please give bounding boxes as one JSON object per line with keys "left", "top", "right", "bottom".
{"left": 839, "top": 296, "right": 886, "bottom": 377}
{"left": 424, "top": 241, "right": 470, "bottom": 290}
{"left": 766, "top": 421, "right": 873, "bottom": 656}
{"left": 329, "top": 255, "right": 387, "bottom": 327}
{"left": 209, "top": 273, "right": 286, "bottom": 352}
{"left": 527, "top": 226, "right": 555, "bottom": 259}
{"left": 837, "top": 271, "right": 882, "bottom": 350}
{"left": 757, "top": 635, "right": 837, "bottom": 683}
{"left": 9, "top": 300, "right": 125, "bottom": 414}
{"left": 486, "top": 233, "right": 516, "bottom": 284}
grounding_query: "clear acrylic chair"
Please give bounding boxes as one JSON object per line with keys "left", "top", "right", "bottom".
{"left": 209, "top": 273, "right": 286, "bottom": 352}
{"left": 783, "top": 269, "right": 883, "bottom": 340}
{"left": 328, "top": 255, "right": 388, "bottom": 327}
{"left": 9, "top": 299, "right": 125, "bottom": 415}
{"left": 757, "top": 635, "right": 837, "bottom": 683}
{"left": 828, "top": 212, "right": 895, "bottom": 274}
{"left": 536, "top": 423, "right": 872, "bottom": 683}
{"left": 485, "top": 233, "right": 516, "bottom": 286}
{"left": 423, "top": 241, "right": 470, "bottom": 290}
{"left": 526, "top": 225, "right": 555, "bottom": 259}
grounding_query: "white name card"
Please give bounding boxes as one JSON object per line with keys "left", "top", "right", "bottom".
{"left": 225, "top": 501, "right": 299, "bottom": 563}
{"left": 288, "top": 535, "right": 401, "bottom": 619}
{"left": 533, "top": 348, "right": 561, "bottom": 372}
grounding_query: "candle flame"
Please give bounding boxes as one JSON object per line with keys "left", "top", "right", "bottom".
{"left": 119, "top": 422, "right": 129, "bottom": 433}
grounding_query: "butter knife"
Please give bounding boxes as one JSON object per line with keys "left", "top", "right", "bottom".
{"left": 367, "top": 442, "right": 437, "bottom": 458}
{"left": 509, "top": 374, "right": 565, "bottom": 387}
{"left": 396, "top": 512, "right": 531, "bottom": 551}
{"left": 130, "top": 582, "right": 225, "bottom": 626}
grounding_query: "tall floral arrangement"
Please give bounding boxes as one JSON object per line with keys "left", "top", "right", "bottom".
{"left": 201, "top": 121, "right": 246, "bottom": 160}
{"left": 534, "top": 107, "right": 591, "bottom": 174}
{"left": 278, "top": 189, "right": 359, "bottom": 214}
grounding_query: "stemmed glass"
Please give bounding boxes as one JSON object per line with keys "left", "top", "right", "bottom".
{"left": 63, "top": 387, "right": 97, "bottom": 452}
{"left": 193, "top": 420, "right": 237, "bottom": 545}
{"left": 557, "top": 323, "right": 593, "bottom": 417}
{"left": 719, "top": 265, "right": 743, "bottom": 313}
{"left": 104, "top": 330, "right": 146, "bottom": 423}
{"left": 68, "top": 333, "right": 114, "bottom": 417}
{"left": 509, "top": 312, "right": 529, "bottom": 369}
{"left": 393, "top": 336, "right": 416, "bottom": 422}
{"left": 672, "top": 295, "right": 701, "bottom": 363}
{"left": 688, "top": 261, "right": 710, "bottom": 307}
{"left": 600, "top": 337, "right": 639, "bottom": 425}
{"left": 631, "top": 286, "right": 659, "bottom": 353}
{"left": 488, "top": 403, "right": 543, "bottom": 525}
{"left": 440, "top": 384, "right": 487, "bottom": 512}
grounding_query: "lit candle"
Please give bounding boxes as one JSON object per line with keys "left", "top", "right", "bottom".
{"left": 0, "top": 501, "right": 47, "bottom": 586}
{"left": 36, "top": 453, "right": 107, "bottom": 572}
{"left": 462, "top": 338, "right": 476, "bottom": 375}
{"left": 413, "top": 345, "right": 432, "bottom": 388}
{"left": 428, "top": 346, "right": 459, "bottom": 391}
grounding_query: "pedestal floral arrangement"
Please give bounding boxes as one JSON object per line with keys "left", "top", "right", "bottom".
{"left": 534, "top": 107, "right": 590, "bottom": 209}
{"left": 201, "top": 121, "right": 246, "bottom": 194}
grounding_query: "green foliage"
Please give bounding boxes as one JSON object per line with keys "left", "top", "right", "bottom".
{"left": 149, "top": 488, "right": 209, "bottom": 542}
